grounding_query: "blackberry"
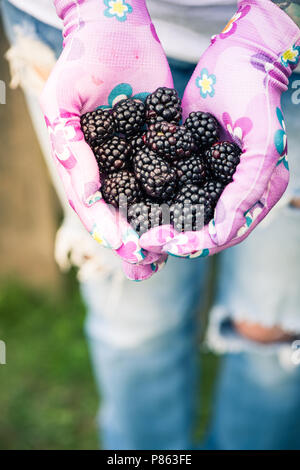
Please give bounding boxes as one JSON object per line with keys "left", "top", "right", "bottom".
{"left": 204, "top": 180, "right": 225, "bottom": 205}
{"left": 133, "top": 148, "right": 177, "bottom": 201}
{"left": 128, "top": 201, "right": 172, "bottom": 236}
{"left": 112, "top": 99, "right": 145, "bottom": 136}
{"left": 175, "top": 155, "right": 206, "bottom": 186}
{"left": 146, "top": 122, "right": 195, "bottom": 161}
{"left": 128, "top": 202, "right": 151, "bottom": 236}
{"left": 205, "top": 141, "right": 241, "bottom": 184}
{"left": 171, "top": 182, "right": 221, "bottom": 231}
{"left": 184, "top": 111, "right": 219, "bottom": 150}
{"left": 94, "top": 136, "right": 131, "bottom": 174}
{"left": 202, "top": 180, "right": 225, "bottom": 222}
{"left": 128, "top": 133, "right": 146, "bottom": 169}
{"left": 145, "top": 87, "right": 182, "bottom": 125}
{"left": 130, "top": 132, "right": 146, "bottom": 160}
{"left": 171, "top": 184, "right": 207, "bottom": 232}
{"left": 80, "top": 109, "right": 114, "bottom": 146}
{"left": 101, "top": 170, "right": 142, "bottom": 209}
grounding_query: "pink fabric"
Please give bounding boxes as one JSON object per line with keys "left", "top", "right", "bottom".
{"left": 42, "top": 0, "right": 300, "bottom": 278}
{"left": 140, "top": 0, "right": 300, "bottom": 259}
{"left": 41, "top": 0, "right": 173, "bottom": 279}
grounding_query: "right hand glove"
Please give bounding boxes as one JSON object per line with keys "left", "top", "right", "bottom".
{"left": 41, "top": 0, "right": 173, "bottom": 278}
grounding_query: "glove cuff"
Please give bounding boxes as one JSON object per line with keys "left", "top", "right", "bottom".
{"left": 237, "top": 0, "right": 300, "bottom": 72}
{"left": 53, "top": 0, "right": 150, "bottom": 27}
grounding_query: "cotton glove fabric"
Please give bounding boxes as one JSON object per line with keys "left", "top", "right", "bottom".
{"left": 41, "top": 0, "right": 173, "bottom": 279}
{"left": 140, "top": 0, "right": 300, "bottom": 259}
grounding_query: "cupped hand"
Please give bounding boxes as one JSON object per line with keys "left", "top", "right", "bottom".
{"left": 140, "top": 0, "right": 300, "bottom": 259}
{"left": 40, "top": 0, "right": 172, "bottom": 279}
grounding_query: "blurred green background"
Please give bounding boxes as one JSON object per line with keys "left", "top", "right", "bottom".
{"left": 0, "top": 23, "right": 219, "bottom": 450}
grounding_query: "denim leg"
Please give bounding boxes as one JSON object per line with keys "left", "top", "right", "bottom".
{"left": 82, "top": 256, "right": 209, "bottom": 450}
{"left": 168, "top": 58, "right": 196, "bottom": 99}
{"left": 206, "top": 73, "right": 300, "bottom": 450}
{"left": 206, "top": 352, "right": 300, "bottom": 450}
{"left": 207, "top": 73, "right": 300, "bottom": 351}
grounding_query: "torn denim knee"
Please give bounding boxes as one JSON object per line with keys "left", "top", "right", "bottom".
{"left": 205, "top": 306, "right": 300, "bottom": 371}
{"left": 5, "top": 24, "right": 56, "bottom": 95}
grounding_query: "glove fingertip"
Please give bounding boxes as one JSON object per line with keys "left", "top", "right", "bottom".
{"left": 122, "top": 262, "right": 155, "bottom": 281}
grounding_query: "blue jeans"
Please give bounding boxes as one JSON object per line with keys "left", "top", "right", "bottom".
{"left": 2, "top": 0, "right": 300, "bottom": 450}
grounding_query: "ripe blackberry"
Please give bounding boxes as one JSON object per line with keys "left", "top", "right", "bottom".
{"left": 205, "top": 141, "right": 241, "bottom": 184}
{"left": 94, "top": 136, "right": 131, "bottom": 174}
{"left": 184, "top": 111, "right": 219, "bottom": 150}
{"left": 133, "top": 148, "right": 177, "bottom": 201}
{"left": 204, "top": 180, "right": 225, "bottom": 205}
{"left": 101, "top": 170, "right": 142, "bottom": 209}
{"left": 128, "top": 201, "right": 172, "bottom": 236}
{"left": 146, "top": 122, "right": 195, "bottom": 161}
{"left": 80, "top": 109, "right": 114, "bottom": 146}
{"left": 171, "top": 183, "right": 216, "bottom": 232}
{"left": 145, "top": 87, "right": 182, "bottom": 125}
{"left": 112, "top": 99, "right": 145, "bottom": 136}
{"left": 202, "top": 180, "right": 225, "bottom": 222}
{"left": 171, "top": 184, "right": 206, "bottom": 232}
{"left": 128, "top": 202, "right": 151, "bottom": 236}
{"left": 131, "top": 132, "right": 146, "bottom": 155}
{"left": 175, "top": 155, "right": 206, "bottom": 186}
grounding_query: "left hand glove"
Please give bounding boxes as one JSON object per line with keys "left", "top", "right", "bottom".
{"left": 140, "top": 0, "right": 300, "bottom": 259}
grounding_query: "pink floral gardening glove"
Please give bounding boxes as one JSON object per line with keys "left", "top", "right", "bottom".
{"left": 140, "top": 0, "right": 300, "bottom": 260}
{"left": 40, "top": 0, "right": 172, "bottom": 280}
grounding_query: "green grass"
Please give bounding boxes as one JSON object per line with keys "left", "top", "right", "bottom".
{"left": 0, "top": 276, "right": 99, "bottom": 450}
{"left": 0, "top": 276, "right": 218, "bottom": 450}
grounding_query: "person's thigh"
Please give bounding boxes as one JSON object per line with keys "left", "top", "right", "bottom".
{"left": 205, "top": 73, "right": 300, "bottom": 450}
{"left": 83, "top": 255, "right": 209, "bottom": 349}
{"left": 213, "top": 204, "right": 300, "bottom": 331}
{"left": 83, "top": 255, "right": 209, "bottom": 450}
{"left": 213, "top": 72, "right": 300, "bottom": 336}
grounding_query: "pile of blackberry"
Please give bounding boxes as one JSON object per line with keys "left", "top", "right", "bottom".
{"left": 81, "top": 88, "right": 242, "bottom": 235}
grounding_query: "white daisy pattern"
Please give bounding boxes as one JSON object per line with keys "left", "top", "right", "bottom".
{"left": 103, "top": 0, "right": 133, "bottom": 22}
{"left": 195, "top": 68, "right": 216, "bottom": 99}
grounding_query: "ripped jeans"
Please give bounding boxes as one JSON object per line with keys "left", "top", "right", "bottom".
{"left": 2, "top": 0, "right": 300, "bottom": 450}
